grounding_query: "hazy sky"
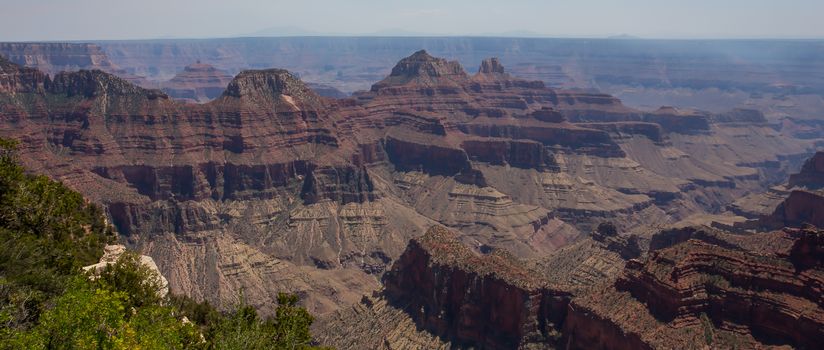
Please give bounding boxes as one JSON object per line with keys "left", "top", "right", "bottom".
{"left": 1, "top": 0, "right": 822, "bottom": 41}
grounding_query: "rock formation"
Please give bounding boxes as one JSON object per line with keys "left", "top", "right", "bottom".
{"left": 595, "top": 226, "right": 823, "bottom": 349}
{"left": 320, "top": 223, "right": 823, "bottom": 349}
{"left": 370, "top": 50, "right": 468, "bottom": 91}
{"left": 320, "top": 151, "right": 824, "bottom": 349}
{"left": 161, "top": 62, "right": 234, "bottom": 103}
{"left": 83, "top": 244, "right": 170, "bottom": 298}
{"left": 383, "top": 226, "right": 570, "bottom": 348}
{"left": 0, "top": 42, "right": 147, "bottom": 85}
{"left": 763, "top": 189, "right": 824, "bottom": 229}
{"left": 556, "top": 156, "right": 824, "bottom": 349}
{"left": 789, "top": 151, "right": 824, "bottom": 189}
{"left": 478, "top": 57, "right": 506, "bottom": 75}
{"left": 732, "top": 151, "right": 824, "bottom": 219}
{"left": 0, "top": 49, "right": 816, "bottom": 324}
{"left": 318, "top": 226, "right": 572, "bottom": 349}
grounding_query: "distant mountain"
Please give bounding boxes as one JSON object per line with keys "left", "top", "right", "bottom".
{"left": 608, "top": 34, "right": 642, "bottom": 39}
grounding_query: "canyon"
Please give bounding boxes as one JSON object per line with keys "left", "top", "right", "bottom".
{"left": 1, "top": 38, "right": 823, "bottom": 348}
{"left": 317, "top": 156, "right": 824, "bottom": 349}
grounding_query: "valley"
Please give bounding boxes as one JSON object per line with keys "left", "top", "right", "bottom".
{"left": 0, "top": 37, "right": 822, "bottom": 348}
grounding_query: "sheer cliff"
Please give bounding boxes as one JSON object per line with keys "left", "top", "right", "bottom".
{"left": 0, "top": 49, "right": 816, "bottom": 324}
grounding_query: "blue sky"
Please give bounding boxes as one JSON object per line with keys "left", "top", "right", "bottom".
{"left": 1, "top": 0, "right": 822, "bottom": 41}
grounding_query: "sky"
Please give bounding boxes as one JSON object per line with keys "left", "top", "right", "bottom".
{"left": 1, "top": 0, "right": 823, "bottom": 41}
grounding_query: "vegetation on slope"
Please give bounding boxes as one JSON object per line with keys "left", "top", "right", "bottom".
{"left": 0, "top": 138, "right": 327, "bottom": 349}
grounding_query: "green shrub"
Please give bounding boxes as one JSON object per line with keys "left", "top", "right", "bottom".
{"left": 7, "top": 277, "right": 202, "bottom": 350}
{"left": 208, "top": 293, "right": 325, "bottom": 350}
{"left": 0, "top": 136, "right": 329, "bottom": 349}
{"left": 92, "top": 252, "right": 164, "bottom": 310}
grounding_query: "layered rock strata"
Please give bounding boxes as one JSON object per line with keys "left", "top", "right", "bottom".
{"left": 161, "top": 62, "right": 234, "bottom": 103}
{"left": 323, "top": 226, "right": 572, "bottom": 349}
{"left": 0, "top": 49, "right": 814, "bottom": 320}
{"left": 550, "top": 219, "right": 823, "bottom": 350}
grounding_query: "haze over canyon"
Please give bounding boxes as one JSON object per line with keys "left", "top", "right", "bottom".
{"left": 0, "top": 35, "right": 823, "bottom": 349}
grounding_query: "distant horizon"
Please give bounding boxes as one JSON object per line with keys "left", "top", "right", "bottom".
{"left": 2, "top": 0, "right": 823, "bottom": 42}
{"left": 3, "top": 34, "right": 824, "bottom": 44}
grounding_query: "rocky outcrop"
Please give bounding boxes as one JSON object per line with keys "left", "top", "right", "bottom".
{"left": 1, "top": 42, "right": 115, "bottom": 74}
{"left": 789, "top": 228, "right": 824, "bottom": 270}
{"left": 382, "top": 226, "right": 570, "bottom": 349}
{"left": 562, "top": 298, "right": 652, "bottom": 350}
{"left": 711, "top": 108, "right": 769, "bottom": 125}
{"left": 300, "top": 165, "right": 377, "bottom": 204}
{"left": 49, "top": 69, "right": 167, "bottom": 100}
{"left": 615, "top": 229, "right": 823, "bottom": 349}
{"left": 314, "top": 294, "right": 451, "bottom": 349}
{"left": 371, "top": 50, "right": 468, "bottom": 92}
{"left": 789, "top": 151, "right": 824, "bottom": 189}
{"left": 457, "top": 120, "right": 625, "bottom": 157}
{"left": 478, "top": 57, "right": 506, "bottom": 75}
{"left": 552, "top": 225, "right": 823, "bottom": 349}
{"left": 578, "top": 122, "right": 664, "bottom": 143}
{"left": 590, "top": 223, "right": 642, "bottom": 260}
{"left": 83, "top": 244, "right": 170, "bottom": 298}
{"left": 562, "top": 103, "right": 711, "bottom": 135}
{"left": 0, "top": 55, "right": 49, "bottom": 94}
{"left": 384, "top": 135, "right": 472, "bottom": 177}
{"left": 732, "top": 151, "right": 823, "bottom": 219}
{"left": 461, "top": 138, "right": 558, "bottom": 170}
{"left": 729, "top": 185, "right": 791, "bottom": 218}
{"left": 763, "top": 189, "right": 824, "bottom": 229}
{"left": 0, "top": 42, "right": 146, "bottom": 85}
{"left": 643, "top": 106, "right": 711, "bottom": 134}
{"left": 222, "top": 68, "right": 321, "bottom": 104}
{"left": 0, "top": 49, "right": 811, "bottom": 326}
{"left": 324, "top": 224, "right": 824, "bottom": 349}
{"left": 161, "top": 62, "right": 234, "bottom": 103}
{"left": 0, "top": 60, "right": 365, "bottom": 314}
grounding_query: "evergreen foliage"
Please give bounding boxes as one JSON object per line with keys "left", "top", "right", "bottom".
{"left": 0, "top": 137, "right": 328, "bottom": 349}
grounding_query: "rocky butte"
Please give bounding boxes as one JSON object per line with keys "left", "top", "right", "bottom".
{"left": 160, "top": 62, "right": 234, "bottom": 103}
{"left": 0, "top": 47, "right": 819, "bottom": 348}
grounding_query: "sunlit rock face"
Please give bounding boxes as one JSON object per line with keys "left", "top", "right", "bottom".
{"left": 0, "top": 48, "right": 816, "bottom": 327}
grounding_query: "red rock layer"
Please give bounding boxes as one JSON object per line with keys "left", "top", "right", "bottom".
{"left": 764, "top": 190, "right": 824, "bottom": 229}
{"left": 1, "top": 49, "right": 809, "bottom": 323}
{"left": 383, "top": 226, "right": 570, "bottom": 349}
{"left": 554, "top": 224, "right": 822, "bottom": 349}
{"left": 0, "top": 42, "right": 147, "bottom": 85}
{"left": 0, "top": 55, "right": 49, "bottom": 94}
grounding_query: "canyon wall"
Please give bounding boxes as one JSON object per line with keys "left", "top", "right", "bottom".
{"left": 0, "top": 48, "right": 817, "bottom": 323}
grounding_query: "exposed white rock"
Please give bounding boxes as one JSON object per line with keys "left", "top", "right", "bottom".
{"left": 83, "top": 244, "right": 169, "bottom": 298}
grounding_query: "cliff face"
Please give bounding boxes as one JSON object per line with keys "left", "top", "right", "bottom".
{"left": 0, "top": 59, "right": 391, "bottom": 315}
{"left": 789, "top": 151, "right": 824, "bottom": 189}
{"left": 549, "top": 221, "right": 822, "bottom": 350}
{"left": 0, "top": 42, "right": 117, "bottom": 75}
{"left": 0, "top": 42, "right": 147, "bottom": 85}
{"left": 0, "top": 50, "right": 814, "bottom": 320}
{"left": 381, "top": 226, "right": 570, "bottom": 349}
{"left": 765, "top": 190, "right": 824, "bottom": 229}
{"left": 732, "top": 151, "right": 822, "bottom": 219}
{"left": 322, "top": 223, "right": 824, "bottom": 349}
{"left": 0, "top": 55, "right": 49, "bottom": 94}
